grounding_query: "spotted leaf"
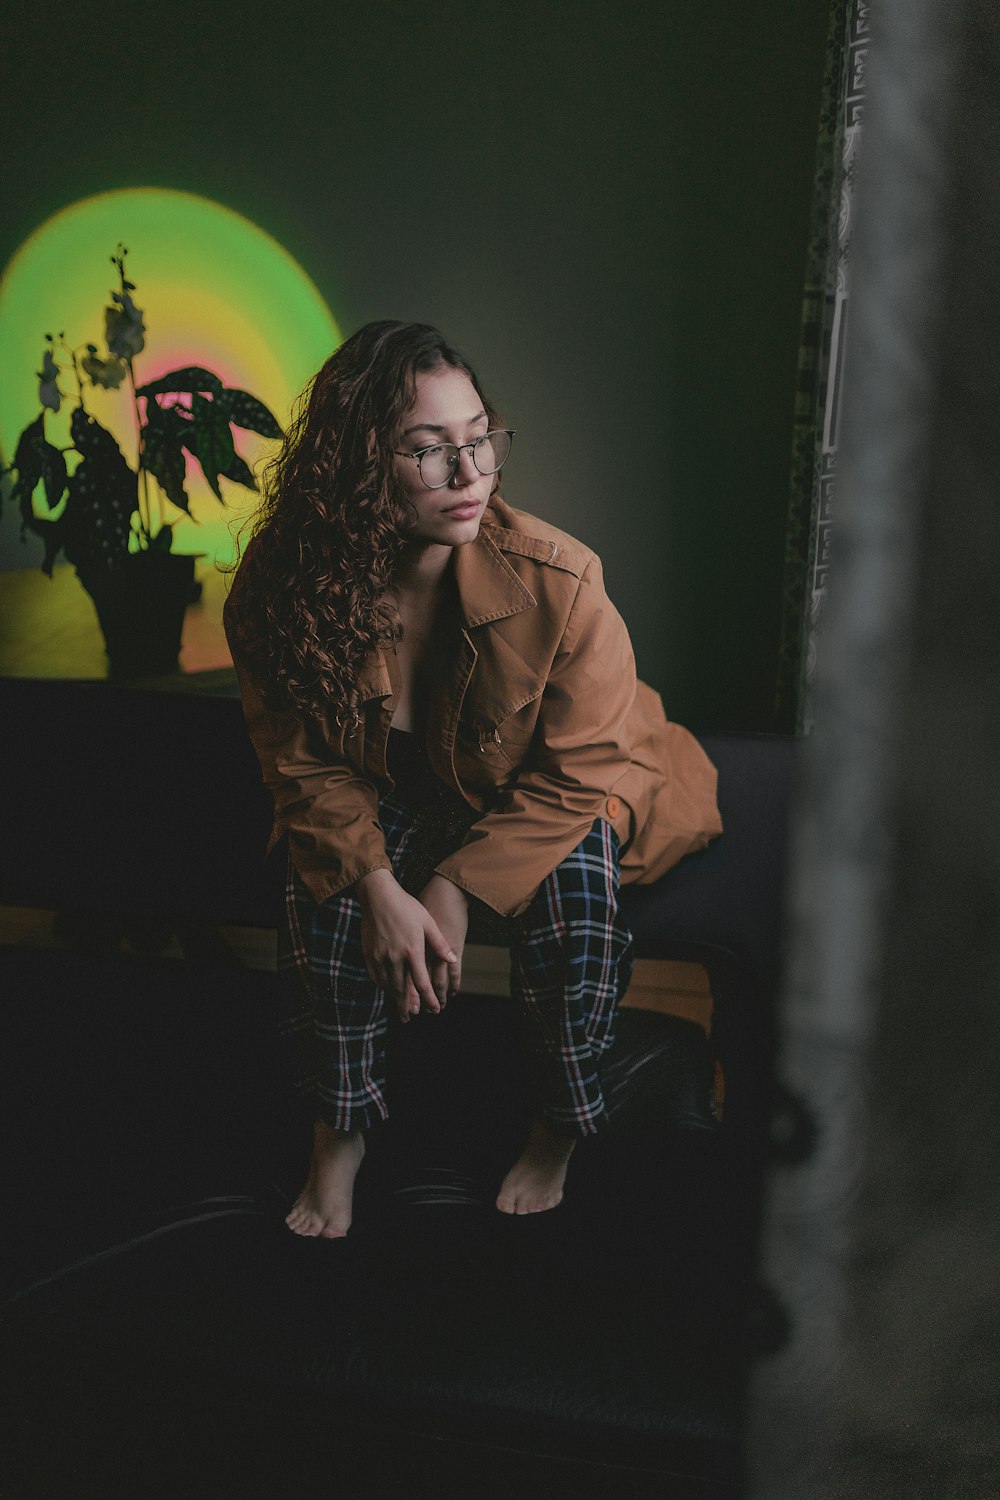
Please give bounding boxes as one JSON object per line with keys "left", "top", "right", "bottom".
{"left": 62, "top": 410, "right": 137, "bottom": 571}
{"left": 136, "top": 366, "right": 223, "bottom": 399}
{"left": 142, "top": 402, "right": 190, "bottom": 513}
{"left": 216, "top": 387, "right": 282, "bottom": 439}
{"left": 220, "top": 452, "right": 257, "bottom": 490}
{"left": 188, "top": 393, "right": 235, "bottom": 499}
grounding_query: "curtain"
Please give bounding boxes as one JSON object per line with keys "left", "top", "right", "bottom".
{"left": 775, "top": 0, "right": 871, "bottom": 733}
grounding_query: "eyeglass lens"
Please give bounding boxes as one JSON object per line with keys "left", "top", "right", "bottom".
{"left": 419, "top": 430, "right": 512, "bottom": 487}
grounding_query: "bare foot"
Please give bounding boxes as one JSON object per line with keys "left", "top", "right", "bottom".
{"left": 496, "top": 1117, "right": 576, "bottom": 1215}
{"left": 285, "top": 1121, "right": 365, "bottom": 1239}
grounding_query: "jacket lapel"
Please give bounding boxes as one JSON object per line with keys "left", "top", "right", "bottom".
{"left": 355, "top": 525, "right": 540, "bottom": 797}
{"left": 356, "top": 524, "right": 535, "bottom": 699}
{"left": 355, "top": 650, "right": 393, "bottom": 704}
{"left": 430, "top": 524, "right": 538, "bottom": 795}
{"left": 452, "top": 523, "right": 537, "bottom": 626}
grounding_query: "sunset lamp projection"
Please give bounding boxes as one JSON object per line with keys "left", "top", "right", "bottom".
{"left": 0, "top": 188, "right": 340, "bottom": 676}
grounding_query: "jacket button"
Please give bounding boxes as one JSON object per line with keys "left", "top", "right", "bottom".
{"left": 606, "top": 795, "right": 622, "bottom": 818}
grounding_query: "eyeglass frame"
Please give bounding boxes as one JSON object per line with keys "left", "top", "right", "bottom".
{"left": 392, "top": 428, "right": 516, "bottom": 490}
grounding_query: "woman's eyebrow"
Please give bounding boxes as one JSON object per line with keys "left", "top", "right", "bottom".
{"left": 401, "top": 409, "right": 487, "bottom": 437}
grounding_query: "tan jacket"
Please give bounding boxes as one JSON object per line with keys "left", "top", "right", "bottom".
{"left": 224, "top": 497, "right": 722, "bottom": 917}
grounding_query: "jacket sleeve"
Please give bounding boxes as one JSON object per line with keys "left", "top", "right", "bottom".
{"left": 433, "top": 556, "right": 636, "bottom": 917}
{"left": 227, "top": 632, "right": 392, "bottom": 906}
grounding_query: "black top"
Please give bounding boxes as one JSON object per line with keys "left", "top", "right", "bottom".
{"left": 383, "top": 727, "right": 516, "bottom": 943}
{"left": 386, "top": 727, "right": 465, "bottom": 818}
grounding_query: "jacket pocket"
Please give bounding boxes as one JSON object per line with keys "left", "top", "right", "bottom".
{"left": 459, "top": 695, "right": 542, "bottom": 774}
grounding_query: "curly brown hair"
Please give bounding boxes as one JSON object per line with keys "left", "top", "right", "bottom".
{"left": 225, "top": 321, "right": 502, "bottom": 721}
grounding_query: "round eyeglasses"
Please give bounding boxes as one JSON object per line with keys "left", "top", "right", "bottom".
{"left": 393, "top": 428, "right": 515, "bottom": 490}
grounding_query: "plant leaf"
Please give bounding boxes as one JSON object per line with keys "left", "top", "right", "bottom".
{"left": 38, "top": 349, "right": 62, "bottom": 412}
{"left": 81, "top": 350, "right": 128, "bottom": 389}
{"left": 104, "top": 290, "right": 145, "bottom": 359}
{"left": 64, "top": 408, "right": 137, "bottom": 571}
{"left": 187, "top": 393, "right": 235, "bottom": 500}
{"left": 15, "top": 479, "right": 64, "bottom": 573}
{"left": 70, "top": 405, "right": 126, "bottom": 464}
{"left": 142, "top": 402, "right": 191, "bottom": 513}
{"left": 11, "top": 425, "right": 67, "bottom": 574}
{"left": 8, "top": 416, "right": 67, "bottom": 515}
{"left": 220, "top": 453, "right": 258, "bottom": 490}
{"left": 18, "top": 504, "right": 68, "bottom": 573}
{"left": 39, "top": 441, "right": 68, "bottom": 509}
{"left": 13, "top": 414, "right": 46, "bottom": 494}
{"left": 39, "top": 519, "right": 67, "bottom": 575}
{"left": 136, "top": 366, "right": 223, "bottom": 399}
{"left": 216, "top": 387, "right": 283, "bottom": 438}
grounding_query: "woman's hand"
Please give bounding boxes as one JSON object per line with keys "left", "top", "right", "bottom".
{"left": 355, "top": 869, "right": 458, "bottom": 1022}
{"left": 416, "top": 873, "right": 469, "bottom": 1005}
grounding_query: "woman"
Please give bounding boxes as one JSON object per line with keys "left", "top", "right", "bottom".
{"left": 224, "top": 321, "right": 721, "bottom": 1239}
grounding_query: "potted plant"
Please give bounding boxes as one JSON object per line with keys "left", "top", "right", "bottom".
{"left": 2, "top": 244, "right": 282, "bottom": 678}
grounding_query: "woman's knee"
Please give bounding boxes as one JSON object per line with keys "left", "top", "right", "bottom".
{"left": 548, "top": 816, "right": 622, "bottom": 899}
{"left": 519, "top": 817, "right": 624, "bottom": 936}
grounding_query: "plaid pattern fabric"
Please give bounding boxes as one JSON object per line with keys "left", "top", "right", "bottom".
{"left": 278, "top": 792, "right": 634, "bottom": 1136}
{"left": 510, "top": 815, "right": 634, "bottom": 1135}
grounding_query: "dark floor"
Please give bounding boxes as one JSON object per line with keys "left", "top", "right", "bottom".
{"left": 2, "top": 941, "right": 767, "bottom": 1500}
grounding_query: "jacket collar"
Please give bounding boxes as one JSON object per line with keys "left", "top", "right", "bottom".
{"left": 355, "top": 521, "right": 536, "bottom": 702}
{"left": 453, "top": 521, "right": 536, "bottom": 627}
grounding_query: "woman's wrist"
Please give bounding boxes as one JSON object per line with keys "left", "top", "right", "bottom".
{"left": 354, "top": 867, "right": 397, "bottom": 907}
{"left": 426, "top": 872, "right": 469, "bottom": 905}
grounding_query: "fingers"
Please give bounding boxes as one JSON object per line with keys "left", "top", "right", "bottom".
{"left": 358, "top": 889, "right": 460, "bottom": 1021}
{"left": 428, "top": 955, "right": 450, "bottom": 1011}
{"left": 391, "top": 959, "right": 441, "bottom": 1022}
{"left": 409, "top": 953, "right": 441, "bottom": 1016}
{"left": 425, "top": 918, "right": 459, "bottom": 966}
{"left": 447, "top": 954, "right": 462, "bottom": 999}
{"left": 420, "top": 906, "right": 463, "bottom": 1003}
{"left": 398, "top": 975, "right": 420, "bottom": 1024}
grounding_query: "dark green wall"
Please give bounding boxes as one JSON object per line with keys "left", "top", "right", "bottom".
{"left": 2, "top": 0, "right": 829, "bottom": 730}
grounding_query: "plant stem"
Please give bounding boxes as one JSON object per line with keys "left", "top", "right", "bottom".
{"left": 114, "top": 246, "right": 152, "bottom": 549}
{"left": 62, "top": 341, "right": 87, "bottom": 412}
{"left": 126, "top": 358, "right": 151, "bottom": 547}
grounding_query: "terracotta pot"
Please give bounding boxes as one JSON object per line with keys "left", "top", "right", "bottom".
{"left": 78, "top": 551, "right": 201, "bottom": 679}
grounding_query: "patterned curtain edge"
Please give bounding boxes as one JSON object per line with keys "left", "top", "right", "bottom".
{"left": 775, "top": 0, "right": 871, "bottom": 733}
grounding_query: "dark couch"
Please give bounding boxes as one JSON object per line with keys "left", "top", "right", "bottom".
{"left": 1, "top": 680, "right": 797, "bottom": 1498}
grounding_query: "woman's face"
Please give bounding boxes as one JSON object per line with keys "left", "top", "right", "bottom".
{"left": 392, "top": 365, "right": 496, "bottom": 546}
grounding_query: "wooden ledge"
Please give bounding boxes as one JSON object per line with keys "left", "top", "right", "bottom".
{"left": 0, "top": 906, "right": 713, "bottom": 1034}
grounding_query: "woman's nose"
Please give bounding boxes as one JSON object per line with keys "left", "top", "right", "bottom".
{"left": 451, "top": 445, "right": 480, "bottom": 485}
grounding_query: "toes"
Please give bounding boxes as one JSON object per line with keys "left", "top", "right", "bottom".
{"left": 285, "top": 1202, "right": 352, "bottom": 1238}
{"left": 286, "top": 1203, "right": 322, "bottom": 1236}
{"left": 496, "top": 1184, "right": 563, "bottom": 1215}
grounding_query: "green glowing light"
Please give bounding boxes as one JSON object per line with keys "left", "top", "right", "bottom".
{"left": 0, "top": 188, "right": 340, "bottom": 565}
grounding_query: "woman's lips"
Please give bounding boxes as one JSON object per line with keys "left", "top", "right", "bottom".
{"left": 442, "top": 499, "right": 481, "bottom": 516}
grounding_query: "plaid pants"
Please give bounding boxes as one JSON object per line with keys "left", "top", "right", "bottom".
{"left": 277, "top": 792, "right": 634, "bottom": 1137}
